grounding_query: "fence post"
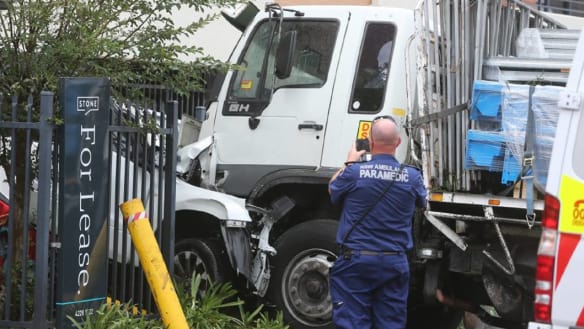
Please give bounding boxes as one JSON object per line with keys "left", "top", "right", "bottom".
{"left": 33, "top": 91, "right": 54, "bottom": 327}
{"left": 162, "top": 100, "right": 177, "bottom": 274}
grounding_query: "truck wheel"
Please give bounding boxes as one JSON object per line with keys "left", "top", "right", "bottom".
{"left": 174, "top": 238, "right": 227, "bottom": 295}
{"left": 268, "top": 219, "right": 338, "bottom": 329}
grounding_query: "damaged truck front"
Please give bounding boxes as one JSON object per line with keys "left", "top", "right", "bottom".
{"left": 174, "top": 1, "right": 582, "bottom": 329}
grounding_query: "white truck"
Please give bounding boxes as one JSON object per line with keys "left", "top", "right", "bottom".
{"left": 171, "top": 1, "right": 582, "bottom": 328}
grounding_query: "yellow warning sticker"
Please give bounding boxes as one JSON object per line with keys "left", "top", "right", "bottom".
{"left": 559, "top": 175, "right": 584, "bottom": 234}
{"left": 240, "top": 80, "right": 253, "bottom": 90}
{"left": 391, "top": 108, "right": 406, "bottom": 117}
{"left": 356, "top": 120, "right": 372, "bottom": 139}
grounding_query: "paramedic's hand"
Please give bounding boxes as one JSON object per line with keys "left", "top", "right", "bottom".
{"left": 329, "top": 142, "right": 366, "bottom": 191}
{"left": 346, "top": 142, "right": 366, "bottom": 163}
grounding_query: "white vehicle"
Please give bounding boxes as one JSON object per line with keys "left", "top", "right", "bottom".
{"left": 173, "top": 1, "right": 583, "bottom": 328}
{"left": 528, "top": 30, "right": 584, "bottom": 329}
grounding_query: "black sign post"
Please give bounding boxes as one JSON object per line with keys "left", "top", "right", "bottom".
{"left": 56, "top": 78, "right": 110, "bottom": 328}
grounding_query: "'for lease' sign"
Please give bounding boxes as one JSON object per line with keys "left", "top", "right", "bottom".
{"left": 56, "top": 78, "right": 110, "bottom": 328}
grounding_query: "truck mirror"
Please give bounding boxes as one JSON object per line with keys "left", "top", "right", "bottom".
{"left": 275, "top": 30, "right": 296, "bottom": 80}
{"left": 220, "top": 1, "right": 260, "bottom": 32}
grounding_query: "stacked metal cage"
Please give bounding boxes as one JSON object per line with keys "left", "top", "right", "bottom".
{"left": 411, "top": 0, "right": 571, "bottom": 194}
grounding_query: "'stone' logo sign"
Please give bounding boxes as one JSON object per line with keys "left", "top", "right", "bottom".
{"left": 77, "top": 97, "right": 99, "bottom": 115}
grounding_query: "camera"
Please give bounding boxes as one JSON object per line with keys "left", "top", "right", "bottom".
{"left": 356, "top": 138, "right": 370, "bottom": 152}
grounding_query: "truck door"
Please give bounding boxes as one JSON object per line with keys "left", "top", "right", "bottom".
{"left": 211, "top": 8, "right": 349, "bottom": 196}
{"left": 321, "top": 9, "right": 415, "bottom": 167}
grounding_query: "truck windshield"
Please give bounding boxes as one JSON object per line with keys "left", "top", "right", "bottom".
{"left": 228, "top": 19, "right": 339, "bottom": 111}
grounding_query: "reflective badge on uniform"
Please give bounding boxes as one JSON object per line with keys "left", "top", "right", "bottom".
{"left": 559, "top": 175, "right": 584, "bottom": 234}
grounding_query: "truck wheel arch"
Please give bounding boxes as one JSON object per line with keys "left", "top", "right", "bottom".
{"left": 247, "top": 168, "right": 341, "bottom": 237}
{"left": 247, "top": 168, "right": 337, "bottom": 205}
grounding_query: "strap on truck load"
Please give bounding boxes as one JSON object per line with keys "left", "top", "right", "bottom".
{"left": 522, "top": 85, "right": 536, "bottom": 229}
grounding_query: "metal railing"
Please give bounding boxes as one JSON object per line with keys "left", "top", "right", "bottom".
{"left": 412, "top": 0, "right": 564, "bottom": 192}
{"left": 0, "top": 92, "right": 56, "bottom": 328}
{"left": 0, "top": 83, "right": 201, "bottom": 327}
{"left": 537, "top": 0, "right": 584, "bottom": 17}
{"left": 107, "top": 85, "right": 179, "bottom": 312}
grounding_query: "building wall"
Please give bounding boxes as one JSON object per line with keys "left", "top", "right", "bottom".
{"left": 277, "top": 0, "right": 371, "bottom": 5}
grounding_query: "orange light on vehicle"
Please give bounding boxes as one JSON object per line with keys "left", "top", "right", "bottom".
{"left": 430, "top": 193, "right": 443, "bottom": 202}
{"left": 488, "top": 199, "right": 501, "bottom": 206}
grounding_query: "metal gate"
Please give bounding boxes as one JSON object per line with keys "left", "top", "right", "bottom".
{"left": 106, "top": 85, "right": 179, "bottom": 313}
{"left": 0, "top": 82, "right": 198, "bottom": 327}
{"left": 0, "top": 92, "right": 55, "bottom": 328}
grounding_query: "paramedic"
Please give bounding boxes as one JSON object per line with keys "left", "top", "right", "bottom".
{"left": 328, "top": 116, "right": 426, "bottom": 329}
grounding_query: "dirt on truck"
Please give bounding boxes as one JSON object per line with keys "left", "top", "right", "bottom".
{"left": 172, "top": 1, "right": 583, "bottom": 328}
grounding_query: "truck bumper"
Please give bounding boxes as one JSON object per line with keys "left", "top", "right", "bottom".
{"left": 528, "top": 323, "right": 552, "bottom": 329}
{"left": 528, "top": 322, "right": 575, "bottom": 329}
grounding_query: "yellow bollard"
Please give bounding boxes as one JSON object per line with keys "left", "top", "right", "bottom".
{"left": 119, "top": 199, "right": 188, "bottom": 329}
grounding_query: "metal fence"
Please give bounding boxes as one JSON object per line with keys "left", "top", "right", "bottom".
{"left": 0, "top": 92, "right": 55, "bottom": 328}
{"left": 537, "top": 0, "right": 584, "bottom": 17}
{"left": 0, "top": 82, "right": 199, "bottom": 327}
{"left": 107, "top": 85, "right": 179, "bottom": 313}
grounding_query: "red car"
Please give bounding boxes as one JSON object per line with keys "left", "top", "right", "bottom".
{"left": 0, "top": 193, "right": 8, "bottom": 226}
{"left": 0, "top": 192, "right": 35, "bottom": 268}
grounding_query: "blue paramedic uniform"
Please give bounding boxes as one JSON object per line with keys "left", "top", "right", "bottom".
{"left": 329, "top": 154, "right": 426, "bottom": 329}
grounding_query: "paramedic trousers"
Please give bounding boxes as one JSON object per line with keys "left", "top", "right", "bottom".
{"left": 329, "top": 252, "right": 409, "bottom": 329}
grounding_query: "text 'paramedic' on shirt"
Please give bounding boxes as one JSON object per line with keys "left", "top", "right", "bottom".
{"left": 359, "top": 164, "right": 409, "bottom": 182}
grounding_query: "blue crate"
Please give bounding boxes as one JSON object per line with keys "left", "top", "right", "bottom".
{"left": 465, "top": 130, "right": 505, "bottom": 171}
{"left": 502, "top": 149, "right": 522, "bottom": 184}
{"left": 471, "top": 80, "right": 504, "bottom": 121}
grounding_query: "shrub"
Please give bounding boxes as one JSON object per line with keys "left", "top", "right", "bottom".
{"left": 71, "top": 274, "right": 288, "bottom": 329}
{"left": 69, "top": 302, "right": 163, "bottom": 329}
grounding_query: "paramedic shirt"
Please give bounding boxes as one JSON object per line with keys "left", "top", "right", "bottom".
{"left": 329, "top": 154, "right": 426, "bottom": 252}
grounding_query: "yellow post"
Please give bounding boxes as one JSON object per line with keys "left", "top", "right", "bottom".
{"left": 119, "top": 199, "right": 188, "bottom": 329}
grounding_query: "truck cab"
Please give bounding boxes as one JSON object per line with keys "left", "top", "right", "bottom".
{"left": 529, "top": 29, "right": 584, "bottom": 329}
{"left": 176, "top": 5, "right": 422, "bottom": 328}
{"left": 194, "top": 4, "right": 416, "bottom": 198}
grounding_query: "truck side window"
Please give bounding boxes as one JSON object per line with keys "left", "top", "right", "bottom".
{"left": 225, "top": 19, "right": 339, "bottom": 116}
{"left": 265, "top": 20, "right": 338, "bottom": 90}
{"left": 350, "top": 22, "right": 396, "bottom": 113}
{"left": 230, "top": 22, "right": 276, "bottom": 99}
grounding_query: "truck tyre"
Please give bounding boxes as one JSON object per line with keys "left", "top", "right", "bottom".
{"left": 269, "top": 219, "right": 338, "bottom": 329}
{"left": 174, "top": 238, "right": 227, "bottom": 295}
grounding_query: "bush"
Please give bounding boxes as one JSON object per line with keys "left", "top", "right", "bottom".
{"left": 70, "top": 274, "right": 288, "bottom": 329}
{"left": 0, "top": 260, "right": 35, "bottom": 321}
{"left": 69, "top": 303, "right": 163, "bottom": 329}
